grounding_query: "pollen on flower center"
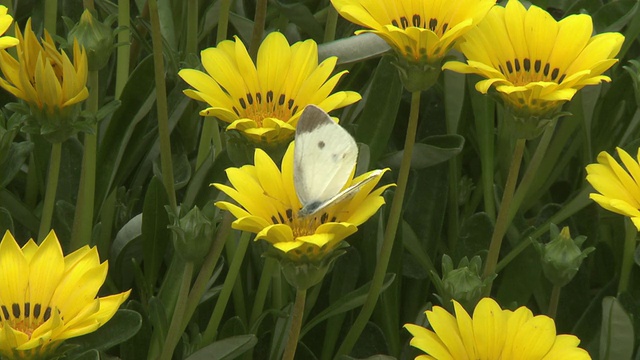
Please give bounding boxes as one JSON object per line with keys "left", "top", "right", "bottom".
{"left": 269, "top": 208, "right": 336, "bottom": 238}
{"left": 234, "top": 90, "right": 300, "bottom": 125}
{"left": 1, "top": 302, "right": 53, "bottom": 336}
{"left": 499, "top": 57, "right": 566, "bottom": 85}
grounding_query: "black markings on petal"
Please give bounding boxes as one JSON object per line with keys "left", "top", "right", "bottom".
{"left": 321, "top": 213, "right": 329, "bottom": 224}
{"left": 247, "top": 93, "right": 254, "bottom": 105}
{"left": 506, "top": 61, "right": 513, "bottom": 74}
{"left": 239, "top": 98, "right": 247, "bottom": 109}
{"left": 558, "top": 74, "right": 566, "bottom": 83}
{"left": 551, "top": 68, "right": 559, "bottom": 80}
{"left": 288, "top": 99, "right": 295, "bottom": 110}
{"left": 24, "top": 302, "right": 30, "bottom": 318}
{"left": 12, "top": 303, "right": 19, "bottom": 318}
{"left": 318, "top": 141, "right": 325, "bottom": 149}
{"left": 392, "top": 19, "right": 399, "bottom": 27}
{"left": 543, "top": 63, "right": 550, "bottom": 77}
{"left": 499, "top": 64, "right": 505, "bottom": 74}
{"left": 331, "top": 216, "right": 337, "bottom": 222}
{"left": 286, "top": 209, "right": 293, "bottom": 222}
{"left": 278, "top": 213, "right": 286, "bottom": 223}
{"left": 514, "top": 59, "right": 521, "bottom": 72}
{"left": 292, "top": 105, "right": 299, "bottom": 114}
{"left": 267, "top": 91, "right": 274, "bottom": 103}
{"left": 1, "top": 305, "right": 8, "bottom": 320}
{"left": 271, "top": 215, "right": 278, "bottom": 224}
{"left": 523, "top": 58, "right": 530, "bottom": 72}
{"left": 412, "top": 15, "right": 421, "bottom": 27}
{"left": 256, "top": 92, "right": 262, "bottom": 104}
{"left": 278, "top": 94, "right": 285, "bottom": 106}
{"left": 442, "top": 23, "right": 449, "bottom": 33}
{"left": 429, "top": 18, "right": 437, "bottom": 31}
{"left": 534, "top": 60, "right": 541, "bottom": 73}
{"left": 400, "top": 16, "right": 409, "bottom": 28}
{"left": 43, "top": 307, "right": 51, "bottom": 322}
{"left": 232, "top": 106, "right": 240, "bottom": 116}
{"left": 34, "top": 303, "right": 41, "bottom": 318}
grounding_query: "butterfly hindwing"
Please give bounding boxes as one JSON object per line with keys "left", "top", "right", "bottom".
{"left": 294, "top": 105, "right": 358, "bottom": 216}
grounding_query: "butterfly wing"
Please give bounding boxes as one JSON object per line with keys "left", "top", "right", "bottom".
{"left": 307, "top": 169, "right": 384, "bottom": 217}
{"left": 294, "top": 105, "right": 358, "bottom": 215}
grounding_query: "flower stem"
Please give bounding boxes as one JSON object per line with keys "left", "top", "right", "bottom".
{"left": 282, "top": 288, "right": 307, "bottom": 360}
{"left": 195, "top": 119, "right": 218, "bottom": 170}
{"left": 216, "top": 0, "right": 232, "bottom": 43}
{"left": 148, "top": 0, "right": 177, "bottom": 210}
{"left": 159, "top": 261, "right": 194, "bottom": 360}
{"left": 44, "top": 0, "right": 57, "bottom": 34}
{"left": 249, "top": 0, "right": 268, "bottom": 59}
{"left": 70, "top": 70, "right": 99, "bottom": 250}
{"left": 25, "top": 152, "right": 38, "bottom": 208}
{"left": 618, "top": 217, "right": 637, "bottom": 294}
{"left": 201, "top": 231, "right": 251, "bottom": 345}
{"left": 115, "top": 0, "right": 130, "bottom": 99}
{"left": 547, "top": 284, "right": 561, "bottom": 319}
{"left": 336, "top": 90, "right": 422, "bottom": 357}
{"left": 323, "top": 4, "right": 338, "bottom": 43}
{"left": 38, "top": 142, "right": 62, "bottom": 243}
{"left": 482, "top": 138, "right": 526, "bottom": 285}
{"left": 186, "top": 0, "right": 198, "bottom": 56}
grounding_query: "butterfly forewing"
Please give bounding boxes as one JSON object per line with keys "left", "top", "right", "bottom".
{"left": 294, "top": 105, "right": 358, "bottom": 214}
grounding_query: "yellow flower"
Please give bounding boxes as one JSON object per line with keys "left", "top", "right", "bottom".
{"left": 331, "top": 0, "right": 494, "bottom": 65}
{"left": 0, "top": 230, "right": 130, "bottom": 359}
{"left": 0, "top": 19, "right": 89, "bottom": 115}
{"left": 179, "top": 32, "right": 361, "bottom": 145}
{"left": 586, "top": 147, "right": 640, "bottom": 230}
{"left": 405, "top": 297, "right": 590, "bottom": 360}
{"left": 0, "top": 6, "right": 18, "bottom": 50}
{"left": 212, "top": 142, "right": 390, "bottom": 262}
{"left": 443, "top": 0, "right": 624, "bottom": 118}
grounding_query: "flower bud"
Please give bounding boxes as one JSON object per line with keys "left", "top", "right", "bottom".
{"left": 167, "top": 205, "right": 215, "bottom": 262}
{"left": 392, "top": 55, "right": 441, "bottom": 92}
{"left": 433, "top": 255, "right": 494, "bottom": 311}
{"left": 270, "top": 246, "right": 346, "bottom": 290}
{"left": 535, "top": 224, "right": 595, "bottom": 287}
{"left": 67, "top": 9, "right": 115, "bottom": 71}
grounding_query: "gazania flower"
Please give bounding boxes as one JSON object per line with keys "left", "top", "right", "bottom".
{"left": 179, "top": 32, "right": 361, "bottom": 145}
{"left": 213, "top": 143, "right": 390, "bottom": 262}
{"left": 0, "top": 230, "right": 130, "bottom": 359}
{"left": 331, "top": 0, "right": 494, "bottom": 65}
{"left": 405, "top": 297, "right": 590, "bottom": 360}
{"left": 586, "top": 147, "right": 640, "bottom": 231}
{"left": 0, "top": 19, "right": 89, "bottom": 115}
{"left": 442, "top": 0, "right": 624, "bottom": 119}
{"left": 0, "top": 6, "right": 18, "bottom": 50}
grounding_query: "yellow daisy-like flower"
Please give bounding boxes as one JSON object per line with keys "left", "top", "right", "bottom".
{"left": 586, "top": 147, "right": 640, "bottom": 230}
{"left": 179, "top": 32, "right": 361, "bottom": 145}
{"left": 405, "top": 297, "right": 590, "bottom": 360}
{"left": 331, "top": 0, "right": 494, "bottom": 65}
{"left": 0, "top": 6, "right": 18, "bottom": 50}
{"left": 213, "top": 142, "right": 390, "bottom": 262}
{"left": 443, "top": 0, "right": 624, "bottom": 119}
{"left": 0, "top": 230, "right": 130, "bottom": 359}
{"left": 0, "top": 19, "right": 89, "bottom": 115}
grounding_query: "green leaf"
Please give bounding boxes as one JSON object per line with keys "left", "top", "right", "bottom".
{"left": 453, "top": 212, "right": 493, "bottom": 263}
{"left": 66, "top": 310, "right": 142, "bottom": 353}
{"left": 0, "top": 141, "right": 32, "bottom": 187}
{"left": 186, "top": 335, "right": 257, "bottom": 360}
{"left": 0, "top": 189, "right": 38, "bottom": 234}
{"left": 0, "top": 207, "right": 13, "bottom": 234}
{"left": 318, "top": 33, "right": 391, "bottom": 65}
{"left": 66, "top": 350, "right": 100, "bottom": 360}
{"left": 301, "top": 273, "right": 395, "bottom": 337}
{"left": 496, "top": 239, "right": 542, "bottom": 306}
{"left": 183, "top": 150, "right": 233, "bottom": 209}
{"left": 142, "top": 177, "right": 171, "bottom": 290}
{"left": 274, "top": 1, "right": 324, "bottom": 42}
{"left": 355, "top": 55, "right": 403, "bottom": 164}
{"left": 592, "top": 0, "right": 638, "bottom": 33}
{"left": 380, "top": 134, "right": 465, "bottom": 169}
{"left": 600, "top": 297, "right": 634, "bottom": 360}
{"left": 111, "top": 214, "right": 143, "bottom": 288}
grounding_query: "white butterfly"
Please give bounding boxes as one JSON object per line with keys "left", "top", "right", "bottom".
{"left": 294, "top": 105, "right": 383, "bottom": 218}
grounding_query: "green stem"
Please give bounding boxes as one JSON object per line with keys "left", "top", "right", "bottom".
{"left": 182, "top": 212, "right": 232, "bottom": 329}
{"left": 201, "top": 231, "right": 251, "bottom": 345}
{"left": 447, "top": 156, "right": 459, "bottom": 250}
{"left": 548, "top": 284, "right": 561, "bottom": 319}
{"left": 250, "top": 256, "right": 278, "bottom": 326}
{"left": 97, "top": 190, "right": 117, "bottom": 260}
{"left": 115, "top": 0, "right": 130, "bottom": 99}
{"left": 507, "top": 122, "right": 556, "bottom": 225}
{"left": 323, "top": 4, "right": 338, "bottom": 43}
{"left": 148, "top": 0, "right": 177, "bottom": 210}
{"left": 249, "top": 0, "right": 268, "bottom": 59}
{"left": 618, "top": 217, "right": 637, "bottom": 294}
{"left": 483, "top": 138, "right": 526, "bottom": 284}
{"left": 186, "top": 0, "right": 198, "bottom": 56}
{"left": 70, "top": 70, "right": 99, "bottom": 250}
{"left": 216, "top": 0, "right": 232, "bottom": 43}
{"left": 195, "top": 119, "right": 217, "bottom": 170}
{"left": 159, "top": 262, "right": 194, "bottom": 360}
{"left": 227, "top": 238, "right": 247, "bottom": 325}
{"left": 25, "top": 152, "right": 38, "bottom": 209}
{"left": 38, "top": 142, "right": 62, "bottom": 242}
{"left": 336, "top": 90, "right": 422, "bottom": 357}
{"left": 282, "top": 288, "right": 307, "bottom": 360}
{"left": 44, "top": 0, "right": 57, "bottom": 34}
